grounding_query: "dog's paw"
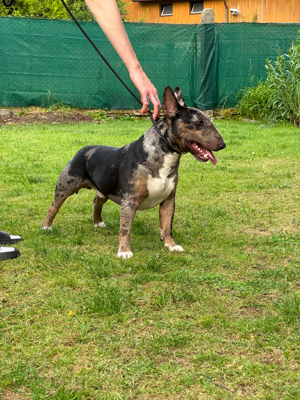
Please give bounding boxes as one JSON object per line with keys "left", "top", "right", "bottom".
{"left": 117, "top": 251, "right": 133, "bottom": 259}
{"left": 41, "top": 225, "right": 52, "bottom": 231}
{"left": 94, "top": 222, "right": 106, "bottom": 228}
{"left": 165, "top": 244, "right": 184, "bottom": 252}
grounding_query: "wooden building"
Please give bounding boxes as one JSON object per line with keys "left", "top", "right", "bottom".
{"left": 125, "top": 0, "right": 300, "bottom": 24}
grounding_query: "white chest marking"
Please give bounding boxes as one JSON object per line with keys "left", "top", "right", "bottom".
{"left": 138, "top": 154, "right": 177, "bottom": 210}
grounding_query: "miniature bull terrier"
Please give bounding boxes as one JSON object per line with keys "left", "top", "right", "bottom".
{"left": 42, "top": 87, "right": 226, "bottom": 258}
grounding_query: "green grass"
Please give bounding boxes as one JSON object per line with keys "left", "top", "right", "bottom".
{"left": 0, "top": 119, "right": 300, "bottom": 399}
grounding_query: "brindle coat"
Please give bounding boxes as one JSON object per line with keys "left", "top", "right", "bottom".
{"left": 42, "top": 87, "right": 226, "bottom": 258}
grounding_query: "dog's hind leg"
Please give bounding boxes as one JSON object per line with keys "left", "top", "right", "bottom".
{"left": 42, "top": 165, "right": 90, "bottom": 230}
{"left": 93, "top": 194, "right": 108, "bottom": 228}
{"left": 159, "top": 195, "right": 184, "bottom": 252}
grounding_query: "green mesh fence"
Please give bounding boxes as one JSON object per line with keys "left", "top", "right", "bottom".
{"left": 0, "top": 17, "right": 196, "bottom": 109}
{"left": 195, "top": 23, "right": 300, "bottom": 109}
{"left": 215, "top": 23, "right": 300, "bottom": 109}
{"left": 1, "top": 17, "right": 300, "bottom": 110}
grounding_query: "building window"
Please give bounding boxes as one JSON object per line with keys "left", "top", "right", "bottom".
{"left": 191, "top": 2, "right": 204, "bottom": 14}
{"left": 161, "top": 4, "right": 173, "bottom": 16}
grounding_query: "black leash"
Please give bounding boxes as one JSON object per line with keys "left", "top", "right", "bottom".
{"left": 59, "top": 0, "right": 180, "bottom": 154}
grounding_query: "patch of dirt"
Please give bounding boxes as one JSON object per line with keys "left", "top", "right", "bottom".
{"left": 260, "top": 348, "right": 285, "bottom": 366}
{"left": 0, "top": 389, "right": 30, "bottom": 400}
{"left": 0, "top": 108, "right": 96, "bottom": 126}
{"left": 0, "top": 107, "right": 149, "bottom": 126}
{"left": 245, "top": 225, "right": 299, "bottom": 236}
{"left": 236, "top": 305, "right": 266, "bottom": 319}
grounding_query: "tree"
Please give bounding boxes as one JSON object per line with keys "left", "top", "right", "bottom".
{"left": 0, "top": 0, "right": 128, "bottom": 21}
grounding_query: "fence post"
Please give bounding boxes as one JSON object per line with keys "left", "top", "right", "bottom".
{"left": 201, "top": 8, "right": 215, "bottom": 24}
{"left": 194, "top": 20, "right": 219, "bottom": 112}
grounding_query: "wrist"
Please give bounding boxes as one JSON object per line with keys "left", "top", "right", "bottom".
{"left": 128, "top": 61, "right": 143, "bottom": 76}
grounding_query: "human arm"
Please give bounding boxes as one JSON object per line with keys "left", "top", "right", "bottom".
{"left": 84, "top": 0, "right": 161, "bottom": 119}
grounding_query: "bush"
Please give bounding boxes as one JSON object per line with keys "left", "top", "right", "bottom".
{"left": 238, "top": 32, "right": 300, "bottom": 125}
{"left": 238, "top": 79, "right": 272, "bottom": 121}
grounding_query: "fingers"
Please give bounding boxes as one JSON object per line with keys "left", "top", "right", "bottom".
{"left": 141, "top": 94, "right": 149, "bottom": 115}
{"left": 140, "top": 91, "right": 162, "bottom": 120}
{"left": 151, "top": 93, "right": 162, "bottom": 120}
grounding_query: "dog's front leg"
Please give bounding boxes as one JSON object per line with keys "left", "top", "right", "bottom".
{"left": 117, "top": 199, "right": 137, "bottom": 259}
{"left": 159, "top": 195, "right": 184, "bottom": 252}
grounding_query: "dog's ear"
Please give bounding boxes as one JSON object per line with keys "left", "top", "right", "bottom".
{"left": 174, "top": 87, "right": 187, "bottom": 107}
{"left": 163, "top": 86, "right": 181, "bottom": 118}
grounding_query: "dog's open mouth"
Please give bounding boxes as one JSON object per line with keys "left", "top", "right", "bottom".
{"left": 187, "top": 141, "right": 217, "bottom": 165}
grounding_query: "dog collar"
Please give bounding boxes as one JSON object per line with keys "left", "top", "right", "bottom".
{"left": 150, "top": 115, "right": 180, "bottom": 154}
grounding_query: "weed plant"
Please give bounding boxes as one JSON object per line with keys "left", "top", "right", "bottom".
{"left": 87, "top": 109, "right": 108, "bottom": 122}
{"left": 0, "top": 118, "right": 300, "bottom": 399}
{"left": 238, "top": 32, "right": 300, "bottom": 125}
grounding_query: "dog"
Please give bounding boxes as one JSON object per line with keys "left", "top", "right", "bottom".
{"left": 42, "top": 87, "right": 226, "bottom": 258}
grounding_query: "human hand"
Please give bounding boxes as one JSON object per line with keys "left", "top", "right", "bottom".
{"left": 84, "top": 1, "right": 161, "bottom": 119}
{"left": 129, "top": 65, "right": 162, "bottom": 120}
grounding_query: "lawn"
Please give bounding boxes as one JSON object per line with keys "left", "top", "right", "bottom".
{"left": 0, "top": 118, "right": 299, "bottom": 399}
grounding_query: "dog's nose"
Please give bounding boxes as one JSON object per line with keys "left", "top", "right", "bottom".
{"left": 219, "top": 142, "right": 226, "bottom": 150}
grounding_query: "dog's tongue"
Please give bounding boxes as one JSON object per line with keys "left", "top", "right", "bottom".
{"left": 198, "top": 145, "right": 217, "bottom": 165}
{"left": 190, "top": 141, "right": 218, "bottom": 164}
{"left": 204, "top": 148, "right": 217, "bottom": 165}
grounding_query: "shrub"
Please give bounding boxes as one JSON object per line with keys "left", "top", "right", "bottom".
{"left": 238, "top": 79, "right": 272, "bottom": 121}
